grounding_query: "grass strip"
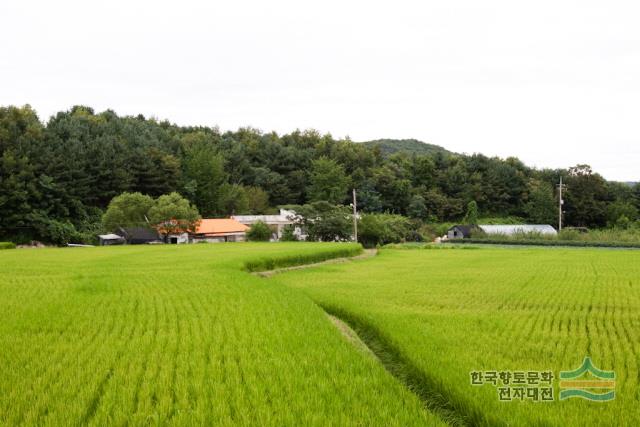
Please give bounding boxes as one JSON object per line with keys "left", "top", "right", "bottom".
{"left": 244, "top": 244, "right": 363, "bottom": 272}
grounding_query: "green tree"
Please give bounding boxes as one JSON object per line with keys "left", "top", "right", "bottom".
{"left": 371, "top": 164, "right": 412, "bottom": 214}
{"left": 0, "top": 103, "right": 635, "bottom": 244}
{"left": 0, "top": 106, "right": 53, "bottom": 243}
{"left": 251, "top": 167, "right": 293, "bottom": 205}
{"left": 358, "top": 213, "right": 411, "bottom": 247}
{"left": 102, "top": 192, "right": 155, "bottom": 232}
{"left": 633, "top": 183, "right": 640, "bottom": 213}
{"left": 564, "top": 165, "right": 609, "bottom": 227}
{"left": 293, "top": 201, "right": 353, "bottom": 241}
{"left": 280, "top": 224, "right": 298, "bottom": 241}
{"left": 245, "top": 186, "right": 270, "bottom": 214}
{"left": 307, "top": 157, "right": 350, "bottom": 204}
{"left": 246, "top": 220, "right": 272, "bottom": 241}
{"left": 463, "top": 201, "right": 479, "bottom": 225}
{"left": 523, "top": 180, "right": 556, "bottom": 224}
{"left": 356, "top": 181, "right": 383, "bottom": 213}
{"left": 423, "top": 189, "right": 464, "bottom": 221}
{"left": 408, "top": 194, "right": 428, "bottom": 219}
{"left": 606, "top": 201, "right": 638, "bottom": 227}
{"left": 218, "top": 184, "right": 249, "bottom": 215}
{"left": 181, "top": 133, "right": 228, "bottom": 216}
{"left": 148, "top": 192, "right": 200, "bottom": 237}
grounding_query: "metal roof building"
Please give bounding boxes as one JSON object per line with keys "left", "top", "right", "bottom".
{"left": 478, "top": 224, "right": 557, "bottom": 236}
{"left": 232, "top": 209, "right": 303, "bottom": 241}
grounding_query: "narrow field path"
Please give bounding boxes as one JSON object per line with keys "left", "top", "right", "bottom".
{"left": 320, "top": 307, "right": 482, "bottom": 427}
{"left": 257, "top": 249, "right": 476, "bottom": 427}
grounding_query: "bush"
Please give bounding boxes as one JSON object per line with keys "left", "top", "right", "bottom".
{"left": 558, "top": 229, "right": 581, "bottom": 241}
{"left": 34, "top": 219, "right": 83, "bottom": 245}
{"left": 417, "top": 224, "right": 438, "bottom": 242}
{"left": 0, "top": 242, "right": 16, "bottom": 250}
{"left": 247, "top": 221, "right": 272, "bottom": 241}
{"left": 280, "top": 225, "right": 298, "bottom": 242}
{"left": 358, "top": 213, "right": 411, "bottom": 248}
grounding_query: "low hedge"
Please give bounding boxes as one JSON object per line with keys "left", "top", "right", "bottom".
{"left": 244, "top": 245, "right": 363, "bottom": 272}
{"left": 444, "top": 239, "right": 640, "bottom": 249}
{"left": 0, "top": 242, "right": 16, "bottom": 250}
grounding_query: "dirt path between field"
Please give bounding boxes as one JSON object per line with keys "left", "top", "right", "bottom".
{"left": 326, "top": 314, "right": 378, "bottom": 359}
{"left": 253, "top": 248, "right": 377, "bottom": 277}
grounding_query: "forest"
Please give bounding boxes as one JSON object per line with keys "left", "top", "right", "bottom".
{"left": 1, "top": 105, "right": 638, "bottom": 244}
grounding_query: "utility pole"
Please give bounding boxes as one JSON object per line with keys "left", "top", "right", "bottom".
{"left": 352, "top": 188, "right": 358, "bottom": 242}
{"left": 557, "top": 176, "right": 566, "bottom": 232}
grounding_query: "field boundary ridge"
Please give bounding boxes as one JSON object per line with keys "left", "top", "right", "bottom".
{"left": 245, "top": 245, "right": 368, "bottom": 274}
{"left": 319, "top": 304, "right": 506, "bottom": 427}
{"left": 443, "top": 239, "right": 640, "bottom": 249}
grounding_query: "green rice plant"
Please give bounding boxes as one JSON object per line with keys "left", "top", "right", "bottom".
{"left": 0, "top": 242, "right": 440, "bottom": 426}
{"left": 276, "top": 246, "right": 640, "bottom": 426}
{"left": 243, "top": 244, "right": 363, "bottom": 272}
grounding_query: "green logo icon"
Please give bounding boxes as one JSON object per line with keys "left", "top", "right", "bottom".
{"left": 559, "top": 357, "right": 615, "bottom": 401}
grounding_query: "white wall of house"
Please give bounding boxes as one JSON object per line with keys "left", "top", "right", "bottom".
{"left": 167, "top": 233, "right": 189, "bottom": 244}
{"left": 191, "top": 233, "right": 247, "bottom": 243}
{"left": 232, "top": 209, "right": 305, "bottom": 240}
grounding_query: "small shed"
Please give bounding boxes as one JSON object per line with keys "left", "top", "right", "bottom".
{"left": 117, "top": 227, "right": 162, "bottom": 244}
{"left": 98, "top": 233, "right": 125, "bottom": 246}
{"left": 447, "top": 225, "right": 476, "bottom": 239}
{"left": 166, "top": 232, "right": 189, "bottom": 244}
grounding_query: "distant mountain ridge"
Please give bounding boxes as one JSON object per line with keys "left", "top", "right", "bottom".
{"left": 360, "top": 139, "right": 453, "bottom": 157}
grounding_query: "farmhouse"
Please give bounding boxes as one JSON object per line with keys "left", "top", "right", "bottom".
{"left": 190, "top": 218, "right": 250, "bottom": 243}
{"left": 232, "top": 209, "right": 304, "bottom": 241}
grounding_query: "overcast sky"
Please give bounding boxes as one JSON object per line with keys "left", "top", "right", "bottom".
{"left": 1, "top": 1, "right": 638, "bottom": 181}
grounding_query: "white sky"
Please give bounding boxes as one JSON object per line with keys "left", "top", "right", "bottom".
{"left": 1, "top": 0, "right": 638, "bottom": 181}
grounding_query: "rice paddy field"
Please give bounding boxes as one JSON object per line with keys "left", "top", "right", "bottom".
{"left": 1, "top": 243, "right": 639, "bottom": 426}
{"left": 0, "top": 243, "right": 439, "bottom": 426}
{"left": 276, "top": 246, "right": 640, "bottom": 426}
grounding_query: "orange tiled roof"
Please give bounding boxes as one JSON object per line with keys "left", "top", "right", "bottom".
{"left": 194, "top": 218, "right": 250, "bottom": 235}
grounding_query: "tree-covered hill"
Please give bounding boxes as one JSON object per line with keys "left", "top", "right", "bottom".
{"left": 1, "top": 105, "right": 638, "bottom": 244}
{"left": 360, "top": 138, "right": 452, "bottom": 157}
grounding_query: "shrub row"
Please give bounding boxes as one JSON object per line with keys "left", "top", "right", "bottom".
{"left": 0, "top": 242, "right": 16, "bottom": 250}
{"left": 244, "top": 244, "right": 363, "bottom": 272}
{"left": 444, "top": 239, "right": 640, "bottom": 249}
